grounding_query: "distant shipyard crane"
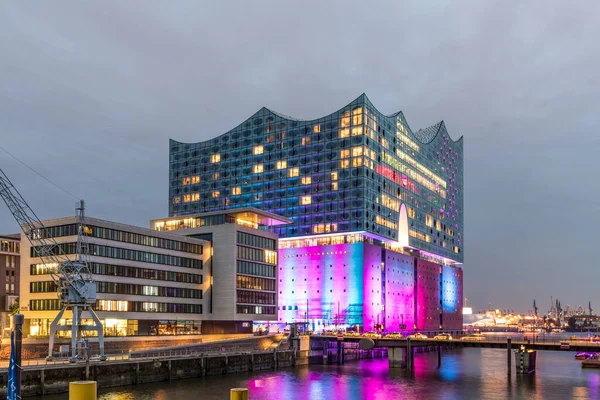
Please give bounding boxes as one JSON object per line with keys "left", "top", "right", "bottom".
{"left": 0, "top": 168, "right": 105, "bottom": 362}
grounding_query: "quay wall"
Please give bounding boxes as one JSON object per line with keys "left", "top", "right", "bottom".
{"left": 0, "top": 350, "right": 297, "bottom": 398}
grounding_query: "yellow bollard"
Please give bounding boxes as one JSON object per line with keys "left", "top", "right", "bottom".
{"left": 230, "top": 388, "right": 249, "bottom": 400}
{"left": 69, "top": 381, "right": 97, "bottom": 400}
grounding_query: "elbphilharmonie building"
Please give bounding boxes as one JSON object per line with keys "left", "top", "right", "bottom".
{"left": 167, "top": 94, "right": 464, "bottom": 332}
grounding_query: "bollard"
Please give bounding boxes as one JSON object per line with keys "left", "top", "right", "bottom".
{"left": 230, "top": 388, "right": 249, "bottom": 400}
{"left": 69, "top": 381, "right": 97, "bottom": 400}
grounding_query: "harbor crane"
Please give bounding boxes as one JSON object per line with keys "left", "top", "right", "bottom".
{"left": 0, "top": 168, "right": 106, "bottom": 362}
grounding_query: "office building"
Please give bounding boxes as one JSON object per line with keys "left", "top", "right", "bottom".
{"left": 151, "top": 207, "right": 289, "bottom": 333}
{"left": 1, "top": 234, "right": 20, "bottom": 335}
{"left": 20, "top": 216, "right": 210, "bottom": 338}
{"left": 168, "top": 94, "right": 464, "bottom": 332}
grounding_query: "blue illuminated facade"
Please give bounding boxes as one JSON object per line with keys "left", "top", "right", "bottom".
{"left": 169, "top": 94, "right": 463, "bottom": 263}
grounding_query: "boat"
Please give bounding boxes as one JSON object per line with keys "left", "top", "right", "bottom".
{"left": 575, "top": 352, "right": 598, "bottom": 360}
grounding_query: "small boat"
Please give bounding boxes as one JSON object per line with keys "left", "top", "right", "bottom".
{"left": 575, "top": 352, "right": 598, "bottom": 360}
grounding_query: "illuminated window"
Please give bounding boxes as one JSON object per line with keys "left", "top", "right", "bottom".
{"left": 340, "top": 160, "right": 350, "bottom": 168}
{"left": 232, "top": 187, "right": 241, "bottom": 195}
{"left": 191, "top": 176, "right": 200, "bottom": 184}
{"left": 183, "top": 194, "right": 191, "bottom": 203}
{"left": 341, "top": 111, "right": 350, "bottom": 128}
{"left": 265, "top": 250, "right": 277, "bottom": 265}
{"left": 426, "top": 215, "right": 433, "bottom": 227}
{"left": 352, "top": 108, "right": 363, "bottom": 125}
{"left": 182, "top": 177, "right": 191, "bottom": 185}
{"left": 253, "top": 145, "right": 264, "bottom": 155}
{"left": 339, "top": 128, "right": 350, "bottom": 138}
{"left": 212, "top": 173, "right": 219, "bottom": 180}
{"left": 142, "top": 286, "right": 158, "bottom": 296}
{"left": 98, "top": 300, "right": 129, "bottom": 312}
{"left": 436, "top": 220, "right": 442, "bottom": 230}
{"left": 212, "top": 191, "right": 220, "bottom": 198}
{"left": 408, "top": 207, "right": 415, "bottom": 219}
{"left": 300, "top": 196, "right": 311, "bottom": 205}
{"left": 351, "top": 127, "right": 363, "bottom": 136}
{"left": 288, "top": 168, "right": 299, "bottom": 177}
{"left": 352, "top": 146, "right": 363, "bottom": 157}
{"left": 211, "top": 154, "right": 221, "bottom": 163}
{"left": 352, "top": 158, "right": 363, "bottom": 167}
{"left": 331, "top": 172, "right": 338, "bottom": 181}
{"left": 340, "top": 150, "right": 350, "bottom": 159}
{"left": 191, "top": 193, "right": 200, "bottom": 201}
{"left": 253, "top": 164, "right": 263, "bottom": 173}
{"left": 142, "top": 302, "right": 158, "bottom": 312}
{"left": 172, "top": 196, "right": 181, "bottom": 204}
{"left": 301, "top": 176, "right": 312, "bottom": 185}
{"left": 331, "top": 182, "right": 338, "bottom": 191}
{"left": 313, "top": 125, "right": 321, "bottom": 133}
{"left": 302, "top": 137, "right": 310, "bottom": 145}
{"left": 266, "top": 135, "right": 275, "bottom": 143}
{"left": 276, "top": 160, "right": 287, "bottom": 169}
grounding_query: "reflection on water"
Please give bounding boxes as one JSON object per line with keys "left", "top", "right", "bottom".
{"left": 36, "top": 349, "right": 599, "bottom": 400}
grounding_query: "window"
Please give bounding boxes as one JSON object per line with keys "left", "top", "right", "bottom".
{"left": 331, "top": 182, "right": 338, "bottom": 191}
{"left": 191, "top": 193, "right": 200, "bottom": 201}
{"left": 302, "top": 137, "right": 310, "bottom": 145}
{"left": 313, "top": 125, "right": 320, "bottom": 133}
{"left": 253, "top": 145, "right": 264, "bottom": 155}
{"left": 232, "top": 187, "right": 241, "bottom": 195}
{"left": 340, "top": 111, "right": 350, "bottom": 128}
{"left": 352, "top": 146, "right": 363, "bottom": 157}
{"left": 211, "top": 154, "right": 221, "bottom": 163}
{"left": 212, "top": 191, "right": 220, "bottom": 198}
{"left": 340, "top": 160, "right": 350, "bottom": 168}
{"left": 339, "top": 128, "right": 350, "bottom": 138}
{"left": 288, "top": 168, "right": 299, "bottom": 177}
{"left": 300, "top": 196, "right": 311, "bottom": 205}
{"left": 340, "top": 149, "right": 350, "bottom": 159}
{"left": 331, "top": 172, "right": 338, "bottom": 181}
{"left": 183, "top": 194, "right": 191, "bottom": 203}
{"left": 191, "top": 176, "right": 200, "bottom": 184}
{"left": 426, "top": 214, "right": 433, "bottom": 227}
{"left": 276, "top": 160, "right": 287, "bottom": 169}
{"left": 182, "top": 177, "right": 191, "bottom": 185}
{"left": 352, "top": 157, "right": 363, "bottom": 167}
{"left": 253, "top": 164, "right": 263, "bottom": 173}
{"left": 172, "top": 196, "right": 181, "bottom": 204}
{"left": 301, "top": 176, "right": 312, "bottom": 185}
{"left": 352, "top": 127, "right": 363, "bottom": 136}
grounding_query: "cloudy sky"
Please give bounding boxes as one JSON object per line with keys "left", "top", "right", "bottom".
{"left": 1, "top": 1, "right": 598, "bottom": 313}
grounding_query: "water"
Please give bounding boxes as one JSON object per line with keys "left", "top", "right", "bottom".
{"left": 37, "top": 348, "right": 600, "bottom": 400}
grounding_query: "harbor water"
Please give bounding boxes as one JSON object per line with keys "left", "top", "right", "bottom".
{"left": 37, "top": 347, "right": 599, "bottom": 400}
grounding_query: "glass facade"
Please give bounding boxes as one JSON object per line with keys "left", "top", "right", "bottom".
{"left": 168, "top": 94, "right": 463, "bottom": 263}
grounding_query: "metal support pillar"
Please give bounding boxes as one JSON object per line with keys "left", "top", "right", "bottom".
{"left": 14, "top": 314, "right": 24, "bottom": 399}
{"left": 507, "top": 337, "right": 512, "bottom": 376}
{"left": 406, "top": 339, "right": 413, "bottom": 370}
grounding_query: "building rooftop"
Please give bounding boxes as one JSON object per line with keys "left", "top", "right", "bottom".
{"left": 151, "top": 207, "right": 292, "bottom": 229}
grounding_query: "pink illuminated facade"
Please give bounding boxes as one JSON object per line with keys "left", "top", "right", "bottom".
{"left": 278, "top": 236, "right": 462, "bottom": 333}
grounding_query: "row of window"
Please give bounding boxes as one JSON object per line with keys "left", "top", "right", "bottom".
{"left": 35, "top": 224, "right": 203, "bottom": 254}
{"left": 236, "top": 246, "right": 277, "bottom": 265}
{"left": 236, "top": 290, "right": 276, "bottom": 305}
{"left": 236, "top": 305, "right": 276, "bottom": 315}
{"left": 32, "top": 243, "right": 203, "bottom": 269}
{"left": 236, "top": 275, "right": 276, "bottom": 292}
{"left": 30, "top": 262, "right": 202, "bottom": 284}
{"left": 29, "top": 299, "right": 203, "bottom": 313}
{"left": 236, "top": 232, "right": 276, "bottom": 250}
{"left": 237, "top": 261, "right": 276, "bottom": 278}
{"left": 30, "top": 281, "right": 203, "bottom": 299}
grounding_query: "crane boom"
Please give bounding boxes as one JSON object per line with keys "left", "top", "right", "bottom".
{"left": 0, "top": 167, "right": 105, "bottom": 361}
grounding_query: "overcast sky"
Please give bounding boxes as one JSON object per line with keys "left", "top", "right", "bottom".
{"left": 1, "top": 1, "right": 598, "bottom": 314}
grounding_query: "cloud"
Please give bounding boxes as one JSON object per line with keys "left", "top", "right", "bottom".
{"left": 1, "top": 0, "right": 599, "bottom": 311}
